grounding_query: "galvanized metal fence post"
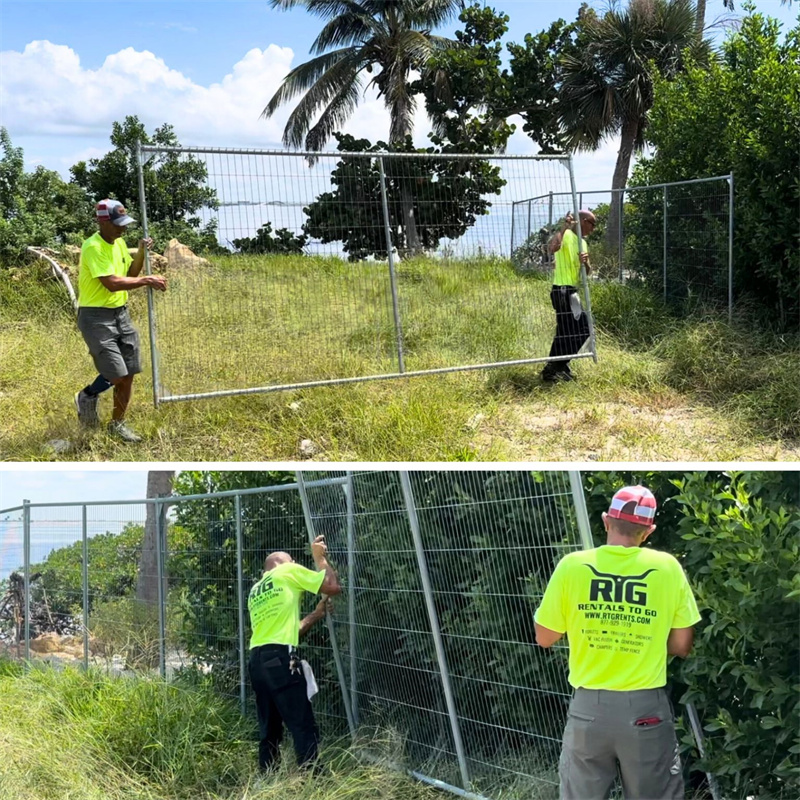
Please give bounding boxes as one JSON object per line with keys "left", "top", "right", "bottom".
{"left": 136, "top": 140, "right": 161, "bottom": 408}
{"left": 686, "top": 701, "right": 723, "bottom": 800}
{"left": 399, "top": 472, "right": 472, "bottom": 793}
{"left": 235, "top": 493, "right": 247, "bottom": 715}
{"left": 526, "top": 198, "right": 532, "bottom": 245}
{"left": 728, "top": 173, "right": 734, "bottom": 324}
{"left": 568, "top": 472, "right": 594, "bottom": 550}
{"left": 509, "top": 199, "right": 516, "bottom": 258}
{"left": 82, "top": 505, "right": 89, "bottom": 670}
{"left": 663, "top": 185, "right": 668, "bottom": 303}
{"left": 295, "top": 472, "right": 357, "bottom": 738}
{"left": 568, "top": 155, "right": 598, "bottom": 363}
{"left": 377, "top": 156, "right": 406, "bottom": 374}
{"left": 23, "top": 499, "right": 30, "bottom": 663}
{"left": 154, "top": 499, "right": 166, "bottom": 679}
{"left": 548, "top": 191, "right": 554, "bottom": 267}
{"left": 345, "top": 471, "right": 358, "bottom": 726}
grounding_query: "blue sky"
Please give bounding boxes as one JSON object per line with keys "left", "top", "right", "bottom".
{"left": 2, "top": 0, "right": 796, "bottom": 191}
{"left": 0, "top": 469, "right": 150, "bottom": 578}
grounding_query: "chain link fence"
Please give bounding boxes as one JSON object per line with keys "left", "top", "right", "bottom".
{"left": 135, "top": 146, "right": 596, "bottom": 405}
{"left": 511, "top": 176, "right": 734, "bottom": 319}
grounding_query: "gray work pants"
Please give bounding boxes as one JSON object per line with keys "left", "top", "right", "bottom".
{"left": 559, "top": 687, "right": 684, "bottom": 800}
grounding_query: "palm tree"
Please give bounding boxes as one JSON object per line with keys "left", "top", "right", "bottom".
{"left": 557, "top": 0, "right": 708, "bottom": 251}
{"left": 696, "top": 0, "right": 793, "bottom": 35}
{"left": 263, "top": 0, "right": 465, "bottom": 253}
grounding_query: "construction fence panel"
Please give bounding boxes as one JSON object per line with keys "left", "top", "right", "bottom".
{"left": 136, "top": 146, "right": 590, "bottom": 404}
{"left": 513, "top": 176, "right": 733, "bottom": 318}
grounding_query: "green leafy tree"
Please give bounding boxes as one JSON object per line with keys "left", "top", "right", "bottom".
{"left": 0, "top": 128, "right": 94, "bottom": 264}
{"left": 417, "top": 3, "right": 589, "bottom": 154}
{"left": 29, "top": 524, "right": 144, "bottom": 623}
{"left": 629, "top": 5, "right": 800, "bottom": 329}
{"left": 264, "top": 0, "right": 466, "bottom": 253}
{"left": 558, "top": 0, "right": 709, "bottom": 252}
{"left": 303, "top": 132, "right": 505, "bottom": 260}
{"left": 231, "top": 221, "right": 308, "bottom": 254}
{"left": 70, "top": 116, "right": 220, "bottom": 253}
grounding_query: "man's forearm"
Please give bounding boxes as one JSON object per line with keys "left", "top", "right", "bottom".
{"left": 314, "top": 556, "right": 338, "bottom": 590}
{"left": 102, "top": 274, "right": 154, "bottom": 291}
{"left": 128, "top": 250, "right": 146, "bottom": 277}
{"left": 299, "top": 610, "right": 324, "bottom": 640}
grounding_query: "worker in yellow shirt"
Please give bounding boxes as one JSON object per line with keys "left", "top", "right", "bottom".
{"left": 541, "top": 210, "right": 595, "bottom": 383}
{"left": 248, "top": 535, "right": 341, "bottom": 772}
{"left": 535, "top": 486, "right": 701, "bottom": 799}
{"left": 74, "top": 199, "right": 167, "bottom": 442}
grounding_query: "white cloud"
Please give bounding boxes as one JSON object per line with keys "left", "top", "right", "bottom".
{"left": 0, "top": 39, "right": 405, "bottom": 154}
{"left": 1, "top": 38, "right": 635, "bottom": 191}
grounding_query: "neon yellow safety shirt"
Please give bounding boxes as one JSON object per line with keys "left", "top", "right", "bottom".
{"left": 78, "top": 232, "right": 133, "bottom": 308}
{"left": 248, "top": 562, "right": 325, "bottom": 648}
{"left": 552, "top": 229, "right": 588, "bottom": 287}
{"left": 534, "top": 545, "right": 701, "bottom": 691}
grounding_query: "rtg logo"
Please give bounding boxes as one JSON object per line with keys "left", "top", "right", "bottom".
{"left": 585, "top": 566, "right": 657, "bottom": 605}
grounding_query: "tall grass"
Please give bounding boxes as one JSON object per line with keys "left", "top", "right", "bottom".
{"left": 0, "top": 658, "right": 444, "bottom": 800}
{"left": 1, "top": 255, "right": 797, "bottom": 460}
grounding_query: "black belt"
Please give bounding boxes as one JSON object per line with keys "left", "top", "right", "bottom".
{"left": 552, "top": 285, "right": 577, "bottom": 291}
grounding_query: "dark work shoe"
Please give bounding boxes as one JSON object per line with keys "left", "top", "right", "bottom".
{"left": 107, "top": 420, "right": 142, "bottom": 443}
{"left": 74, "top": 390, "right": 99, "bottom": 428}
{"left": 556, "top": 369, "right": 576, "bottom": 382}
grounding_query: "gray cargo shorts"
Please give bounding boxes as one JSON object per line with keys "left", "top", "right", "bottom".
{"left": 77, "top": 305, "right": 142, "bottom": 381}
{"left": 560, "top": 687, "right": 683, "bottom": 800}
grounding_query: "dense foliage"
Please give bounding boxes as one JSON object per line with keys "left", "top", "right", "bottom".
{"left": 630, "top": 5, "right": 800, "bottom": 329}
{"left": 302, "top": 133, "right": 505, "bottom": 260}
{"left": 0, "top": 127, "right": 95, "bottom": 265}
{"left": 71, "top": 116, "right": 221, "bottom": 253}
{"left": 231, "top": 221, "right": 308, "bottom": 255}
{"left": 584, "top": 470, "right": 800, "bottom": 797}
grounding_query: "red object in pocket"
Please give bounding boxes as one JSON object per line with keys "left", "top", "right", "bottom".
{"left": 634, "top": 716, "right": 662, "bottom": 726}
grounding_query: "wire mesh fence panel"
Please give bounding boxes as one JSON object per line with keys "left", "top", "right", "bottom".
{"left": 405, "top": 471, "right": 586, "bottom": 799}
{"left": 0, "top": 511, "right": 26, "bottom": 659}
{"left": 513, "top": 176, "right": 733, "bottom": 318}
{"left": 663, "top": 179, "right": 732, "bottom": 310}
{"left": 136, "top": 146, "right": 589, "bottom": 403}
{"left": 85, "top": 503, "right": 153, "bottom": 677}
{"left": 511, "top": 190, "right": 621, "bottom": 282}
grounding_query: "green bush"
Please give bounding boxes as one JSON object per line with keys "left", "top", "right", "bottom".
{"left": 630, "top": 8, "right": 800, "bottom": 330}
{"left": 584, "top": 470, "right": 800, "bottom": 798}
{"left": 590, "top": 280, "right": 676, "bottom": 348}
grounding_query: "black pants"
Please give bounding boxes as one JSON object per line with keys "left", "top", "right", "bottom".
{"left": 545, "top": 285, "right": 590, "bottom": 372}
{"left": 249, "top": 644, "right": 319, "bottom": 770}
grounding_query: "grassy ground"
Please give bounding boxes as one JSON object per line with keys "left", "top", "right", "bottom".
{"left": 0, "top": 658, "right": 557, "bottom": 800}
{"left": 1, "top": 256, "right": 797, "bottom": 461}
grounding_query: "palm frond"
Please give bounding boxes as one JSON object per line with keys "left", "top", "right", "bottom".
{"left": 262, "top": 48, "right": 357, "bottom": 118}
{"left": 281, "top": 55, "right": 365, "bottom": 148}
{"left": 305, "top": 77, "right": 364, "bottom": 151}
{"left": 410, "top": 0, "right": 465, "bottom": 29}
{"left": 311, "top": 10, "right": 383, "bottom": 54}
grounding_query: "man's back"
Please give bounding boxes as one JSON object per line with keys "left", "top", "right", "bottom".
{"left": 536, "top": 545, "right": 700, "bottom": 691}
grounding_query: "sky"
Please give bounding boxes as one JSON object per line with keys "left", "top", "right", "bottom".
{"left": 0, "top": 469, "right": 150, "bottom": 579}
{"left": 1, "top": 0, "right": 796, "bottom": 193}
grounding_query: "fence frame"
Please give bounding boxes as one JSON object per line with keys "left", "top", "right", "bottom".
{"left": 512, "top": 174, "right": 734, "bottom": 323}
{"left": 0, "top": 472, "right": 717, "bottom": 800}
{"left": 135, "top": 144, "right": 595, "bottom": 406}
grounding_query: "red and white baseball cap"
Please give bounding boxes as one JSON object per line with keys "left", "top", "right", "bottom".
{"left": 607, "top": 486, "right": 657, "bottom": 526}
{"left": 96, "top": 199, "right": 136, "bottom": 227}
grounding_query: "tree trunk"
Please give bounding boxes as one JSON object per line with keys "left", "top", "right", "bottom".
{"left": 137, "top": 471, "right": 174, "bottom": 606}
{"left": 390, "top": 109, "right": 422, "bottom": 257}
{"left": 606, "top": 117, "right": 639, "bottom": 254}
{"left": 695, "top": 0, "right": 706, "bottom": 34}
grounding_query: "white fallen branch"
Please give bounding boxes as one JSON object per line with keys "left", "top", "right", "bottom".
{"left": 27, "top": 246, "right": 79, "bottom": 314}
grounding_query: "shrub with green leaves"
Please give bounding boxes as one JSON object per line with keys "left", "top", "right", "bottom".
{"left": 584, "top": 470, "right": 800, "bottom": 798}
